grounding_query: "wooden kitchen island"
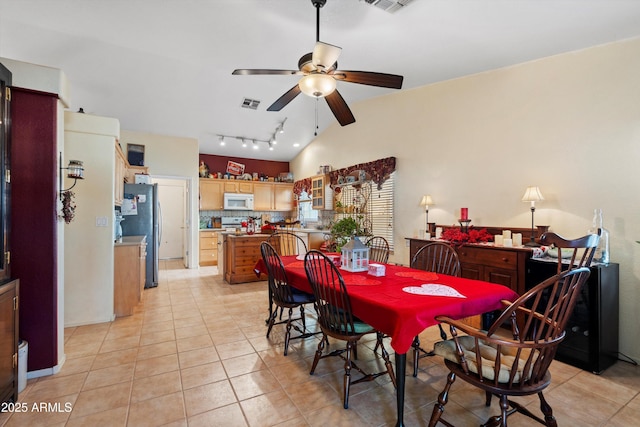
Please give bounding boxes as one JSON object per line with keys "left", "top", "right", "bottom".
{"left": 223, "top": 233, "right": 270, "bottom": 284}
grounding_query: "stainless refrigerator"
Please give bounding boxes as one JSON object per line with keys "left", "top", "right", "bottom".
{"left": 121, "top": 183, "right": 160, "bottom": 288}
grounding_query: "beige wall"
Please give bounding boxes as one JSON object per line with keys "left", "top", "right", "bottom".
{"left": 291, "top": 37, "right": 640, "bottom": 361}
{"left": 120, "top": 130, "right": 200, "bottom": 268}
{"left": 64, "top": 112, "right": 120, "bottom": 326}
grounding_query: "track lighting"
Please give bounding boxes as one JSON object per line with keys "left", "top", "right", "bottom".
{"left": 216, "top": 118, "right": 287, "bottom": 152}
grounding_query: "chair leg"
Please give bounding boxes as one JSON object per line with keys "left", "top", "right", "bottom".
{"left": 265, "top": 310, "right": 277, "bottom": 338}
{"left": 538, "top": 392, "right": 557, "bottom": 427}
{"left": 283, "top": 307, "right": 293, "bottom": 356}
{"left": 309, "top": 334, "right": 326, "bottom": 375}
{"left": 343, "top": 341, "right": 354, "bottom": 409}
{"left": 377, "top": 335, "right": 397, "bottom": 388}
{"left": 437, "top": 323, "right": 447, "bottom": 340}
{"left": 428, "top": 371, "right": 456, "bottom": 427}
{"left": 412, "top": 336, "right": 421, "bottom": 377}
{"left": 485, "top": 391, "right": 492, "bottom": 406}
{"left": 299, "top": 306, "right": 306, "bottom": 332}
{"left": 373, "top": 331, "right": 383, "bottom": 354}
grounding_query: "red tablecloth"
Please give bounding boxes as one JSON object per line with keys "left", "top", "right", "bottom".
{"left": 255, "top": 256, "right": 518, "bottom": 354}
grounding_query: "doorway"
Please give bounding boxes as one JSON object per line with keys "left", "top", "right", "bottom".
{"left": 153, "top": 177, "right": 188, "bottom": 265}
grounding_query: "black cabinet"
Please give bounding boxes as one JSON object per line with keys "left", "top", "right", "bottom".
{"left": 526, "top": 258, "right": 619, "bottom": 373}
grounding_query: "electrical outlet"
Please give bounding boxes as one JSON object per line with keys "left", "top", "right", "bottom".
{"left": 96, "top": 216, "right": 108, "bottom": 227}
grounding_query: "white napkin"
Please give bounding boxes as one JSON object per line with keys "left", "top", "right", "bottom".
{"left": 402, "top": 284, "right": 466, "bottom": 298}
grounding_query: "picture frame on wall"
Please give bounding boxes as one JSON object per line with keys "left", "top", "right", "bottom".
{"left": 226, "top": 160, "right": 245, "bottom": 175}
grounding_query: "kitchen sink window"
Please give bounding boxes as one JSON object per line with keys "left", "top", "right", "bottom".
{"left": 297, "top": 191, "right": 319, "bottom": 226}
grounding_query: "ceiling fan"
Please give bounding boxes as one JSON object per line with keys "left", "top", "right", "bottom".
{"left": 232, "top": 0, "right": 404, "bottom": 126}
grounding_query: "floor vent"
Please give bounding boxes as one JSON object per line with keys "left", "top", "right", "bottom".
{"left": 241, "top": 98, "right": 260, "bottom": 110}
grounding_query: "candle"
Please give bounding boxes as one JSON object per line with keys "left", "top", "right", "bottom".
{"left": 503, "top": 238, "right": 513, "bottom": 247}
{"left": 502, "top": 230, "right": 512, "bottom": 240}
{"left": 435, "top": 227, "right": 443, "bottom": 239}
{"left": 461, "top": 208, "right": 468, "bottom": 220}
{"left": 494, "top": 235, "right": 504, "bottom": 246}
{"left": 513, "top": 233, "right": 522, "bottom": 247}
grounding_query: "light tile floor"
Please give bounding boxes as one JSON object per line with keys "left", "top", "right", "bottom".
{"left": 2, "top": 259, "right": 639, "bottom": 426}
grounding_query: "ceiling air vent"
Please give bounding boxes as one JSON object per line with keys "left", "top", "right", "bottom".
{"left": 362, "top": 0, "right": 413, "bottom": 13}
{"left": 241, "top": 98, "right": 260, "bottom": 110}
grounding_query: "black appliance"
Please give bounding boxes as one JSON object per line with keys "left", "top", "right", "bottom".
{"left": 526, "top": 258, "right": 619, "bottom": 373}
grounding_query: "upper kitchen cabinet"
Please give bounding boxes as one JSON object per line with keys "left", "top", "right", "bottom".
{"left": 200, "top": 178, "right": 224, "bottom": 210}
{"left": 115, "top": 142, "right": 127, "bottom": 206}
{"left": 223, "top": 180, "right": 253, "bottom": 194}
{"left": 311, "top": 175, "right": 333, "bottom": 210}
{"left": 252, "top": 182, "right": 293, "bottom": 211}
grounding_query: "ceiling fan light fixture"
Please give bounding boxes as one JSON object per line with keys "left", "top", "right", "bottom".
{"left": 298, "top": 73, "right": 336, "bottom": 98}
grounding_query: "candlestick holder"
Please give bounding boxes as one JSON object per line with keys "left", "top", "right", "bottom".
{"left": 459, "top": 219, "right": 471, "bottom": 233}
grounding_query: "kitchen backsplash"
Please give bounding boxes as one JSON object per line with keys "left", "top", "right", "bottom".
{"left": 199, "top": 210, "right": 334, "bottom": 229}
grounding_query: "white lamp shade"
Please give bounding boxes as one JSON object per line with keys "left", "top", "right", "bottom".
{"left": 312, "top": 41, "right": 342, "bottom": 70}
{"left": 420, "top": 195, "right": 434, "bottom": 207}
{"left": 298, "top": 73, "right": 337, "bottom": 98}
{"left": 521, "top": 186, "right": 544, "bottom": 202}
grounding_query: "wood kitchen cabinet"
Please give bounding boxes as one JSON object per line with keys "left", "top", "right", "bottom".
{"left": 199, "top": 230, "right": 218, "bottom": 266}
{"left": 223, "top": 180, "right": 253, "bottom": 194}
{"left": 199, "top": 179, "right": 224, "bottom": 210}
{"left": 114, "top": 236, "right": 147, "bottom": 317}
{"left": 252, "top": 182, "right": 293, "bottom": 211}
{"left": 224, "top": 234, "right": 269, "bottom": 284}
{"left": 311, "top": 175, "right": 326, "bottom": 209}
{"left": 114, "top": 142, "right": 127, "bottom": 206}
{"left": 0, "top": 279, "right": 19, "bottom": 404}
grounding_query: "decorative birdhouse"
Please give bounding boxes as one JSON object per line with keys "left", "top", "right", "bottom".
{"left": 340, "top": 236, "right": 370, "bottom": 272}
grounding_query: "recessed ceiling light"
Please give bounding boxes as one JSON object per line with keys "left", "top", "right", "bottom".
{"left": 293, "top": 143, "right": 300, "bottom": 147}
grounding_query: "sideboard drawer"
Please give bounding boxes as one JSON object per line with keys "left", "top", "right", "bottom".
{"left": 458, "top": 246, "right": 518, "bottom": 270}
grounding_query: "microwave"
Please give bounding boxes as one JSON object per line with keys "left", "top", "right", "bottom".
{"left": 223, "top": 193, "right": 254, "bottom": 210}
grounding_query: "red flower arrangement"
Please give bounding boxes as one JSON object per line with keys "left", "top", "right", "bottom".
{"left": 441, "top": 227, "right": 492, "bottom": 245}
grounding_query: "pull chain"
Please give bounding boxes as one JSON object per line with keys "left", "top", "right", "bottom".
{"left": 314, "top": 98, "right": 319, "bottom": 136}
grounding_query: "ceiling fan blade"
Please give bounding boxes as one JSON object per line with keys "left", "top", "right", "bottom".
{"left": 312, "top": 41, "right": 341, "bottom": 71}
{"left": 232, "top": 69, "right": 303, "bottom": 76}
{"left": 333, "top": 70, "right": 403, "bottom": 89}
{"left": 267, "top": 85, "right": 302, "bottom": 111}
{"left": 325, "top": 90, "right": 355, "bottom": 126}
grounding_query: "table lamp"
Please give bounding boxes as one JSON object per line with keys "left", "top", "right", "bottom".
{"left": 521, "top": 186, "right": 544, "bottom": 247}
{"left": 420, "top": 195, "right": 434, "bottom": 232}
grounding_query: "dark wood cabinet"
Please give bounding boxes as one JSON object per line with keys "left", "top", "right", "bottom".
{"left": 526, "top": 258, "right": 619, "bottom": 373}
{"left": 224, "top": 234, "right": 269, "bottom": 284}
{"left": 407, "top": 239, "right": 531, "bottom": 295}
{"left": 0, "top": 279, "right": 19, "bottom": 403}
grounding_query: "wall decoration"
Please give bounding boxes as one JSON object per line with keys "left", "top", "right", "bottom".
{"left": 226, "top": 160, "right": 245, "bottom": 175}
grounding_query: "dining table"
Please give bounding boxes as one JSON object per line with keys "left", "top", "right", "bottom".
{"left": 255, "top": 254, "right": 519, "bottom": 426}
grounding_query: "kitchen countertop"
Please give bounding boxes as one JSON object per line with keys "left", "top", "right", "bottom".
{"left": 114, "top": 235, "right": 146, "bottom": 246}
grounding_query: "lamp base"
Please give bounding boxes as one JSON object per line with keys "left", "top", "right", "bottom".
{"left": 524, "top": 240, "right": 541, "bottom": 247}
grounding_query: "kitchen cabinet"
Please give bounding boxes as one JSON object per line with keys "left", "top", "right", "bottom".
{"left": 114, "top": 142, "right": 127, "bottom": 206}
{"left": 199, "top": 230, "right": 218, "bottom": 266}
{"left": 224, "top": 234, "right": 269, "bottom": 284}
{"left": 311, "top": 175, "right": 326, "bottom": 209}
{"left": 526, "top": 259, "right": 619, "bottom": 373}
{"left": 250, "top": 182, "right": 294, "bottom": 211}
{"left": 0, "top": 279, "right": 19, "bottom": 404}
{"left": 125, "top": 165, "right": 149, "bottom": 183}
{"left": 114, "top": 236, "right": 147, "bottom": 317}
{"left": 223, "top": 180, "right": 253, "bottom": 194}
{"left": 199, "top": 179, "right": 224, "bottom": 210}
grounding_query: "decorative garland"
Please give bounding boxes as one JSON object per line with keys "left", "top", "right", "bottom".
{"left": 292, "top": 177, "right": 312, "bottom": 197}
{"left": 329, "top": 156, "right": 396, "bottom": 193}
{"left": 60, "top": 191, "right": 77, "bottom": 224}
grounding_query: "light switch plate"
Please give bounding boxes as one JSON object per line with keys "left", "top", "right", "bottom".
{"left": 96, "top": 216, "right": 108, "bottom": 227}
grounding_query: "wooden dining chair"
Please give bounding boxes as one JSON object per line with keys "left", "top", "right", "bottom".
{"left": 267, "top": 231, "right": 307, "bottom": 256}
{"left": 539, "top": 229, "right": 601, "bottom": 273}
{"left": 365, "top": 236, "right": 390, "bottom": 264}
{"left": 260, "top": 242, "right": 317, "bottom": 356}
{"left": 410, "top": 241, "right": 461, "bottom": 377}
{"left": 304, "top": 250, "right": 397, "bottom": 409}
{"left": 264, "top": 232, "right": 309, "bottom": 324}
{"left": 428, "top": 266, "right": 592, "bottom": 427}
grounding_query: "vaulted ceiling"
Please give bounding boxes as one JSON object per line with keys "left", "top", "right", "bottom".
{"left": 2, "top": 0, "right": 639, "bottom": 161}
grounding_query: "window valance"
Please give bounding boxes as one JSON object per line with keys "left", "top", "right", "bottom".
{"left": 329, "top": 156, "right": 396, "bottom": 192}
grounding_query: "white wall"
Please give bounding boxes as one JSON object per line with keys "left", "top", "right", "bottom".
{"left": 64, "top": 112, "right": 119, "bottom": 326}
{"left": 119, "top": 130, "right": 199, "bottom": 268}
{"left": 291, "top": 37, "right": 640, "bottom": 361}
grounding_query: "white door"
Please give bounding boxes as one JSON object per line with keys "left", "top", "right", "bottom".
{"left": 155, "top": 178, "right": 186, "bottom": 260}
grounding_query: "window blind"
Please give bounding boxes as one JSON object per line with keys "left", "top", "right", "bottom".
{"left": 369, "top": 172, "right": 395, "bottom": 251}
